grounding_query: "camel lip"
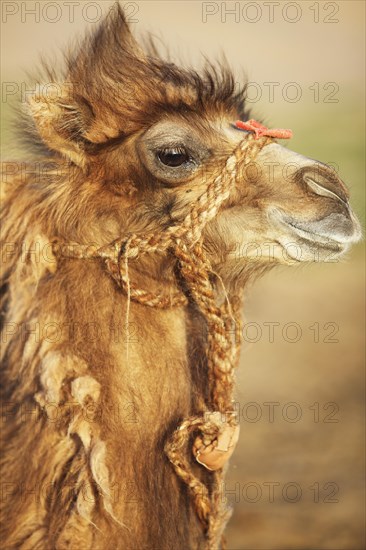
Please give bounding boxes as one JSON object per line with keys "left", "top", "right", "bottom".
{"left": 284, "top": 220, "right": 344, "bottom": 251}
{"left": 269, "top": 208, "right": 348, "bottom": 250}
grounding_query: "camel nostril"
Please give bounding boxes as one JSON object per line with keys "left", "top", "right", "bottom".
{"left": 301, "top": 167, "right": 349, "bottom": 205}
{"left": 305, "top": 176, "right": 347, "bottom": 205}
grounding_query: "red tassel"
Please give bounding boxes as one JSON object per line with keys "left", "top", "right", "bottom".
{"left": 235, "top": 119, "right": 293, "bottom": 140}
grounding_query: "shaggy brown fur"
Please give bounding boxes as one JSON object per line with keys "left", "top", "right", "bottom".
{"left": 0, "top": 4, "right": 360, "bottom": 549}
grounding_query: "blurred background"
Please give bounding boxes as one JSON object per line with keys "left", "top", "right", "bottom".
{"left": 1, "top": 1, "right": 365, "bottom": 548}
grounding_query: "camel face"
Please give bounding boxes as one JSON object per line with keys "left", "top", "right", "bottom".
{"left": 120, "top": 115, "right": 361, "bottom": 280}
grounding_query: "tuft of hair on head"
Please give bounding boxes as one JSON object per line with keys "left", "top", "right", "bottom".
{"left": 20, "top": 3, "right": 249, "bottom": 167}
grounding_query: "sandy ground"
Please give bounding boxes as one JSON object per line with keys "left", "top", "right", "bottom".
{"left": 225, "top": 247, "right": 365, "bottom": 549}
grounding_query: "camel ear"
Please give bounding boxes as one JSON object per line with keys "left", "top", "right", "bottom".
{"left": 26, "top": 85, "right": 94, "bottom": 167}
{"left": 26, "top": 5, "right": 144, "bottom": 164}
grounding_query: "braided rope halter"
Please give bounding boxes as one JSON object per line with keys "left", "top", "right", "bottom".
{"left": 53, "top": 121, "right": 292, "bottom": 549}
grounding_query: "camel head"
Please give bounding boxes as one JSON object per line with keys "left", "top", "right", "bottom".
{"left": 26, "top": 5, "right": 361, "bottom": 286}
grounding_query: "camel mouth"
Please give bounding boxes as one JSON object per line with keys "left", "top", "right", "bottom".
{"left": 283, "top": 220, "right": 345, "bottom": 252}
{"left": 269, "top": 207, "right": 361, "bottom": 258}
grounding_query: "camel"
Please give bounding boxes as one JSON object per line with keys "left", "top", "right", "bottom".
{"left": 0, "top": 5, "right": 361, "bottom": 549}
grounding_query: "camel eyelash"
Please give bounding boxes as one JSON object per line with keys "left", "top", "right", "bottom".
{"left": 156, "top": 147, "right": 193, "bottom": 168}
{"left": 158, "top": 146, "right": 187, "bottom": 155}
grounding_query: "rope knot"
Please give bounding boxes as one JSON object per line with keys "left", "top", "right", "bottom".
{"left": 193, "top": 411, "right": 240, "bottom": 472}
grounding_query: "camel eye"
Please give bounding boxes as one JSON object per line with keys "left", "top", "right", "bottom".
{"left": 138, "top": 122, "right": 208, "bottom": 184}
{"left": 157, "top": 147, "right": 191, "bottom": 167}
